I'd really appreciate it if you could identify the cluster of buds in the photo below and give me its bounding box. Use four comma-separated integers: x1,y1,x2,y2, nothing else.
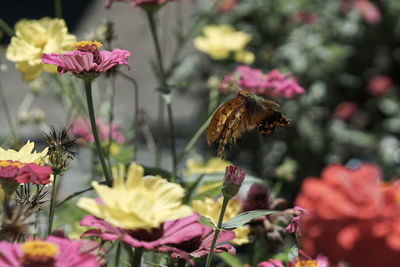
44,126,76,175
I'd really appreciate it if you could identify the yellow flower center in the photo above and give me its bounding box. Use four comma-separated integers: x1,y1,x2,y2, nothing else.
295,259,319,267
74,40,102,52
21,240,58,258
0,160,24,168
32,34,48,49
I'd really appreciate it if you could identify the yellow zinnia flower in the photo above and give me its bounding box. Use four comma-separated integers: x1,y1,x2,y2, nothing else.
192,196,250,245
77,162,192,231
184,157,231,176
6,17,76,81
0,141,48,164
194,24,254,64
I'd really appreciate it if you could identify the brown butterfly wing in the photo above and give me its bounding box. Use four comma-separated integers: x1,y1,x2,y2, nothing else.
206,95,246,145
258,111,291,136
215,101,248,158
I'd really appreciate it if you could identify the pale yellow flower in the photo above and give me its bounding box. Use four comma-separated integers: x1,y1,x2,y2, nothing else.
6,17,76,81
192,196,250,245
0,141,48,164
194,24,254,64
184,157,231,176
234,50,255,65
77,162,192,231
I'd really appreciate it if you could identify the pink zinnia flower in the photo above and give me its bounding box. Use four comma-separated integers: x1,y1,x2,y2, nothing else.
68,117,125,144
367,75,393,97
0,236,99,267
81,213,203,249
0,160,52,185
157,224,236,266
105,0,178,8
257,259,284,267
220,66,305,99
41,41,130,78
333,101,359,121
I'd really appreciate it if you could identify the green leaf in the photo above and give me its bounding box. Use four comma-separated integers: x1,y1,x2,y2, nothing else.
183,174,205,204
143,262,167,267
221,210,275,230
198,215,216,228
218,252,243,267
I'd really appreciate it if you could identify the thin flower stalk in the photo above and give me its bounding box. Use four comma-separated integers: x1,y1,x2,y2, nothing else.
0,82,18,144
205,196,230,267
118,71,140,161
132,247,144,267
84,81,113,186
47,174,57,235
146,10,177,180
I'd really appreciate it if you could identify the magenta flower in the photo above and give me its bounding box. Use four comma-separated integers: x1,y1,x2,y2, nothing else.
285,206,308,234
222,165,246,199
68,117,125,145
105,0,178,8
367,75,393,97
41,41,130,78
241,183,270,212
0,160,52,185
0,236,99,267
80,213,205,250
220,66,305,99
157,226,236,266
257,259,284,267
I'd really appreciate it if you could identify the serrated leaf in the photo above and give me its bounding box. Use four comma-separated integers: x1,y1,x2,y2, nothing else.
218,252,243,267
221,210,275,230
198,215,216,228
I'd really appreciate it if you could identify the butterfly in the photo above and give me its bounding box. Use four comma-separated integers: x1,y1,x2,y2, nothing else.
206,90,290,158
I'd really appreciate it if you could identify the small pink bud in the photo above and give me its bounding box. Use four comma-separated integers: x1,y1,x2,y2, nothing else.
222,165,246,199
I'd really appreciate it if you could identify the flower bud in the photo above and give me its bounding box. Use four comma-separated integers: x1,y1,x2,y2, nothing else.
221,165,246,200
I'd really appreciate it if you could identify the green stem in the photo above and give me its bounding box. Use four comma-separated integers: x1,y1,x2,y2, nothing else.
155,95,164,167
114,241,122,267
54,0,62,18
176,95,231,166
48,174,57,235
132,247,144,267
0,82,18,143
107,74,116,160
34,185,40,239
146,11,177,179
84,80,112,187
118,72,139,162
0,18,14,37
205,196,230,267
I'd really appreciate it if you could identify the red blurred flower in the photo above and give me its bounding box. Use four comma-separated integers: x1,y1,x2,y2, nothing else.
217,0,239,13
295,163,400,267
333,101,359,121
292,11,319,25
367,75,393,97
